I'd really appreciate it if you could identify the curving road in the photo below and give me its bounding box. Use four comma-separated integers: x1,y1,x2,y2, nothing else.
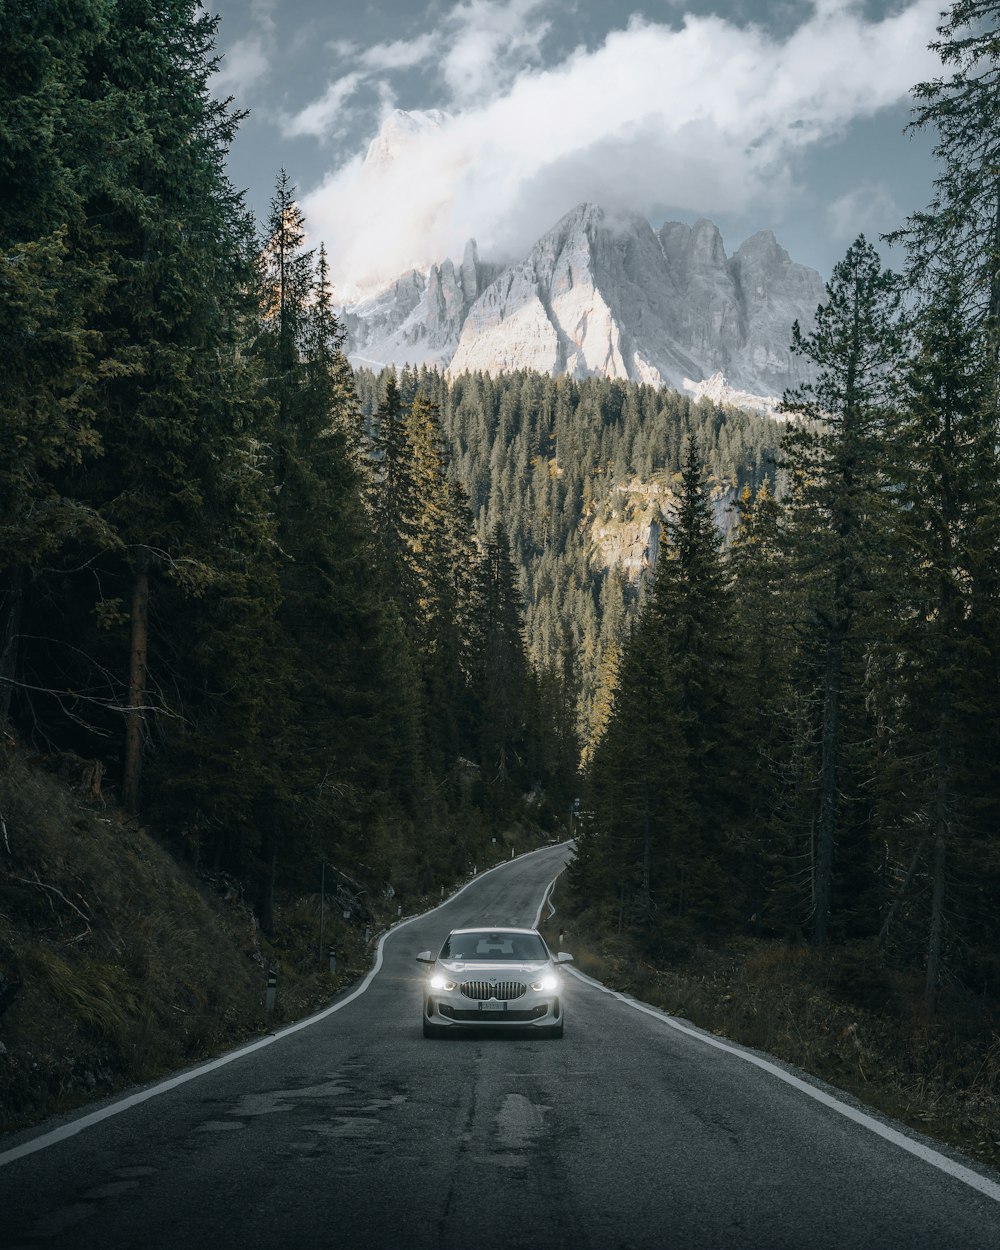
1,841,999,1249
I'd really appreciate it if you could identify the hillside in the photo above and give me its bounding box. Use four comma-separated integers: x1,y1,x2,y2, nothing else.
355,366,785,734
0,743,322,1129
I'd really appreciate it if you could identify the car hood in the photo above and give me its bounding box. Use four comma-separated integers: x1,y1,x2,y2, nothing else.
438,961,548,975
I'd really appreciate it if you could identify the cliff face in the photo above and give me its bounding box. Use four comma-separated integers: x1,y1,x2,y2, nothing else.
344,240,502,371
344,203,826,407
587,475,739,580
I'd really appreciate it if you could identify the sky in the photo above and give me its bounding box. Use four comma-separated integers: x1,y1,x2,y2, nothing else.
208,0,945,298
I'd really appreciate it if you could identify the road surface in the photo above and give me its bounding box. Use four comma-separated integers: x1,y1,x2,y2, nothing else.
2,841,998,1249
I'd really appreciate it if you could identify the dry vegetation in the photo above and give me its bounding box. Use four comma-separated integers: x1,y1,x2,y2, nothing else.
0,748,373,1133
553,891,1000,1172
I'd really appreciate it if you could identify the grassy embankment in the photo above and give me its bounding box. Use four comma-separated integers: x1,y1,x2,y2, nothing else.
548,886,1000,1173
0,745,545,1135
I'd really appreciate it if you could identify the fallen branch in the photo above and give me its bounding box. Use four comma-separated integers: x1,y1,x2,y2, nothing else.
13,872,92,926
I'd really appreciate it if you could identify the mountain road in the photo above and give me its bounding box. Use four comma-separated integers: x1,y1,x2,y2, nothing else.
1,841,998,1249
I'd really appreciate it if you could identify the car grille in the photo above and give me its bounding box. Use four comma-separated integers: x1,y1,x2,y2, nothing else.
460,980,527,1001
441,1005,548,1021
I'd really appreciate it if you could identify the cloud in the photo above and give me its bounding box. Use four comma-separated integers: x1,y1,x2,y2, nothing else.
827,182,901,242
283,73,365,139
212,33,271,98
440,0,552,104
360,34,438,72
298,0,942,294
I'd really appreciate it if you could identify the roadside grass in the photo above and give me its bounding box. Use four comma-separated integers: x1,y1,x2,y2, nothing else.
542,900,1000,1172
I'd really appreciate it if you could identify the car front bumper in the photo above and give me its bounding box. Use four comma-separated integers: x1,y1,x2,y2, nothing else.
424,992,562,1030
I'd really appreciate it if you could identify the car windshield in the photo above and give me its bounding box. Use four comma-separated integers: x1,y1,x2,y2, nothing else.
439,931,548,962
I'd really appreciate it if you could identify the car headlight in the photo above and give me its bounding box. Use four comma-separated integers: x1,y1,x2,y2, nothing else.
530,974,559,992
430,974,456,991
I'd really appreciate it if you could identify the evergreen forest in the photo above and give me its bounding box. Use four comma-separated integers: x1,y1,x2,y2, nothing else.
354,365,785,741
572,0,1000,1017
0,0,576,932
2,0,1000,1050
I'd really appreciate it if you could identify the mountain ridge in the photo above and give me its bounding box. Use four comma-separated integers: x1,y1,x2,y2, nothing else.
342,202,827,409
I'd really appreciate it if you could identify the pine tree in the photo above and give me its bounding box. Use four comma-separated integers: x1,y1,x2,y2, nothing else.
29,0,266,813
888,1,1000,334
368,373,417,599
250,174,424,923
472,522,530,816
877,263,1000,1012
728,481,798,931
780,236,904,945
649,438,739,929
582,438,738,943
0,1,114,730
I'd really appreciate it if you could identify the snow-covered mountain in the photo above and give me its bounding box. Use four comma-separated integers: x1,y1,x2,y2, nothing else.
341,202,827,408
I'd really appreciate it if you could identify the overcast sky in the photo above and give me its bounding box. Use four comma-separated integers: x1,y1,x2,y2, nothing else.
209,0,944,296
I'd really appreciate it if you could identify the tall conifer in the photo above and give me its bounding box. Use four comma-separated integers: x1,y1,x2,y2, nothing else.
780,236,903,944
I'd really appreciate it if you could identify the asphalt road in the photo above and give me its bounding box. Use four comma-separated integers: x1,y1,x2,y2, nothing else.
2,841,999,1250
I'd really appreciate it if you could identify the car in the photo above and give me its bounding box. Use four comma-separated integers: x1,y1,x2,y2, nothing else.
416,926,572,1038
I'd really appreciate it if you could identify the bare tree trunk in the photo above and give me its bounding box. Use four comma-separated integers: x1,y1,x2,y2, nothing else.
813,635,843,946
122,555,150,814
925,833,946,1018
924,728,951,1019
0,565,25,735
877,838,926,954
254,787,278,936
640,788,652,923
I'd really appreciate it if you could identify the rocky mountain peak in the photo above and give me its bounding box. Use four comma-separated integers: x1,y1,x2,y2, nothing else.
342,203,827,407
363,108,450,174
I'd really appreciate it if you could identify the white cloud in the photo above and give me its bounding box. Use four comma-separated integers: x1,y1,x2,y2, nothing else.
329,38,361,59
283,73,364,139
827,182,901,242
440,0,551,104
298,0,943,294
360,34,438,72
212,34,271,98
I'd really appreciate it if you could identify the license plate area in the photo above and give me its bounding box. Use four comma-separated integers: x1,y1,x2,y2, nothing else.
479,1000,507,1013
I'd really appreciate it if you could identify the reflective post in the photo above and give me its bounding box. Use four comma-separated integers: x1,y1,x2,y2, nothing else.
266,966,277,1015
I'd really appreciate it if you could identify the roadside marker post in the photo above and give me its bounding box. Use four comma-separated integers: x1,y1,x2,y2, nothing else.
265,967,277,1015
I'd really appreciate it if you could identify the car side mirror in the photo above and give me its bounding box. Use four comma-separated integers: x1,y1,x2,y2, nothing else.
415,951,434,963
556,951,573,963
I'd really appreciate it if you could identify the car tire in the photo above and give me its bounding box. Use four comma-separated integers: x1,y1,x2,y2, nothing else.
423,1016,445,1038
546,1020,564,1039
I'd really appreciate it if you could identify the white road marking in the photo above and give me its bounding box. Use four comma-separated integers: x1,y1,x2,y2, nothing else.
565,963,1000,1204
533,875,559,929
0,844,571,1169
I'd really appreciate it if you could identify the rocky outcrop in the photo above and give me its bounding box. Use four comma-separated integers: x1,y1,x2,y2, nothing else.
588,475,739,579
344,239,501,371
343,202,827,405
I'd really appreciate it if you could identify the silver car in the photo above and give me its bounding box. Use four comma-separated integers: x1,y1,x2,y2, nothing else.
416,927,572,1038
